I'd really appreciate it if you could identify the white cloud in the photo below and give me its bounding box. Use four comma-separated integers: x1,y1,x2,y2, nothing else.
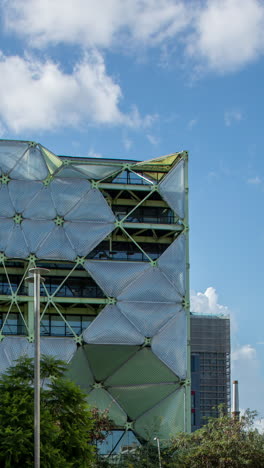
191,286,229,315
4,0,190,48
146,134,159,145
187,118,197,129
247,176,262,185
88,148,103,158
0,50,153,133
123,135,133,151
224,110,243,126
187,0,264,73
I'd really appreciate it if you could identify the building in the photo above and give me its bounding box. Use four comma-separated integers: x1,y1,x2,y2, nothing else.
191,313,231,431
0,139,190,454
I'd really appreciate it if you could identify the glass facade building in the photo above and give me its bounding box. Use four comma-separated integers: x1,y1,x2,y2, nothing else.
0,140,190,452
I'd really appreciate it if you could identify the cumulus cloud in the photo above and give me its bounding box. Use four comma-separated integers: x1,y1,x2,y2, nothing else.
247,176,262,185
191,286,229,315
187,0,264,73
0,50,153,133
224,109,243,126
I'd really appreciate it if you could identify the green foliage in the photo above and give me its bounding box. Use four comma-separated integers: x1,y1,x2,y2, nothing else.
0,355,97,467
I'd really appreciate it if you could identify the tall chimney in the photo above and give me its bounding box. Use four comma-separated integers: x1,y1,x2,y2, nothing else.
232,380,240,420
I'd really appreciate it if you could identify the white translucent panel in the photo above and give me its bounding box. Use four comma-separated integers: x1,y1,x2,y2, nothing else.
64,221,114,256
72,164,123,180
55,166,88,178
158,234,186,296
10,146,49,180
8,180,42,214
65,189,115,223
66,347,94,392
39,145,62,174
159,159,185,218
118,267,182,303
23,187,56,219
22,220,54,253
0,336,34,373
50,178,91,216
118,302,181,337
0,141,28,174
36,226,76,260
134,387,185,440
5,224,30,258
0,185,15,217
40,337,77,362
84,260,150,297
88,388,127,426
0,219,13,251
83,305,144,345
152,311,187,379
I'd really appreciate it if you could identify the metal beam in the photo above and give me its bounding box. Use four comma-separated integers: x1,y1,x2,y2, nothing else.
122,222,183,231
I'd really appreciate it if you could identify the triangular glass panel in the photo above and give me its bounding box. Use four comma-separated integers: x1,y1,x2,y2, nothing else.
87,388,127,426
157,234,186,296
117,267,182,303
84,260,150,297
40,337,77,363
118,302,181,337
39,145,63,174
0,140,28,174
22,220,54,253
152,311,187,379
134,386,185,440
0,336,34,373
23,186,57,219
83,344,139,382
109,383,178,420
105,348,178,387
72,164,123,180
83,305,144,345
159,159,185,218
0,219,14,251
66,346,94,392
55,166,88,178
10,146,49,180
65,189,115,223
36,226,76,261
8,180,42,214
0,185,15,217
50,178,91,216
64,221,114,257
5,224,30,258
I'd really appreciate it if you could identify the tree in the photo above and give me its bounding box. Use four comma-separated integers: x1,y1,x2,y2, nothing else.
0,355,109,467
166,409,264,468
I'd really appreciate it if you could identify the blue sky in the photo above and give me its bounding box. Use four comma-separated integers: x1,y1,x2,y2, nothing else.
0,0,263,417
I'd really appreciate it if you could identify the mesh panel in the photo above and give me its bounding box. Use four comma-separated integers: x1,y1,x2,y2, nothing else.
0,337,34,373
0,185,15,217
109,383,178,420
66,346,94,392
152,311,187,379
64,221,114,256
65,189,115,222
5,224,30,258
159,159,185,218
36,226,76,260
55,166,88,178
88,388,127,426
84,344,139,382
105,348,178,387
10,147,49,180
0,141,28,174
23,186,57,219
72,164,123,180
40,337,76,362
22,220,54,253
118,302,181,337
158,234,186,296
84,260,150,297
83,305,144,345
39,145,62,174
8,180,42,214
0,219,13,250
134,387,185,440
118,267,182,303
50,178,91,216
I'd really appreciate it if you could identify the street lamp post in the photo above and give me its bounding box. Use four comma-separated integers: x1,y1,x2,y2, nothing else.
154,437,162,468
26,267,49,468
